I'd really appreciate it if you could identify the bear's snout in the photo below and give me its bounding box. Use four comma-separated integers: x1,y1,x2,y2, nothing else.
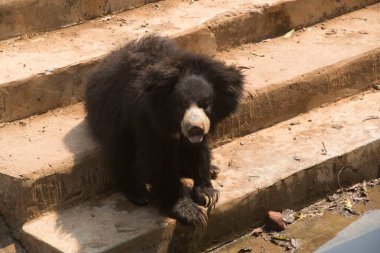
181,105,210,143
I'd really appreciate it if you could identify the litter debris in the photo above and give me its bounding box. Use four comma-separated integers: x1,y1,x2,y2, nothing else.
321,141,328,155
290,238,302,250
284,29,295,38
251,52,265,57
266,232,301,252
325,29,338,35
44,68,55,75
216,179,379,253
141,22,149,28
100,15,113,22
237,247,252,253
298,179,378,217
362,115,379,122
331,124,343,130
237,65,252,69
289,121,300,126
250,227,263,237
270,233,290,246
344,197,358,215
282,209,298,224
326,193,339,202
293,155,301,162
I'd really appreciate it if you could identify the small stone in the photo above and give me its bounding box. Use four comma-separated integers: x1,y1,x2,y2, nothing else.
374,84,380,90
293,155,301,162
331,124,343,130
267,211,286,231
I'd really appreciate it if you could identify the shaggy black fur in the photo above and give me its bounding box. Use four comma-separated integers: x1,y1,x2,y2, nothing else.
85,35,243,227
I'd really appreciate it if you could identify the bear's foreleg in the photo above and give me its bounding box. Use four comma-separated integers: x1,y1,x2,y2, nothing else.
191,139,220,209
178,138,220,209
152,158,208,228
123,131,156,206
124,160,151,206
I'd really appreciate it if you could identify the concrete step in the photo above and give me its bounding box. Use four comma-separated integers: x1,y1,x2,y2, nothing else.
0,216,26,253
0,0,159,41
1,4,380,230
20,90,380,253
1,0,378,122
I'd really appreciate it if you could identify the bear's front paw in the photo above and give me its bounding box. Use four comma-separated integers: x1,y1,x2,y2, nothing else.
193,186,219,208
170,197,208,229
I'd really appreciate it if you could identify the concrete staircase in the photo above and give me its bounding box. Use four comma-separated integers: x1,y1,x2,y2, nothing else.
1,0,380,252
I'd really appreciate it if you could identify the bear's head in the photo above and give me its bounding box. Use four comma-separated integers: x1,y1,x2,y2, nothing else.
172,74,212,143
141,55,244,143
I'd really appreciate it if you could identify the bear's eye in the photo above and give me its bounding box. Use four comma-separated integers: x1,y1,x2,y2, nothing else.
199,100,209,109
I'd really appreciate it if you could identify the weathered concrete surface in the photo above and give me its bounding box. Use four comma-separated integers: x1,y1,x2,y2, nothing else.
212,4,380,145
1,0,379,122
22,194,175,253
1,5,380,230
0,0,159,40
0,105,113,229
20,91,380,253
0,216,26,253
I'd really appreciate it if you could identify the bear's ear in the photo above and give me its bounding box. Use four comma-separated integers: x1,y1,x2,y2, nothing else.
184,55,244,123
141,64,180,95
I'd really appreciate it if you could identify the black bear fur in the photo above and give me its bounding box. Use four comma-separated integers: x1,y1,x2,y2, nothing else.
85,35,243,227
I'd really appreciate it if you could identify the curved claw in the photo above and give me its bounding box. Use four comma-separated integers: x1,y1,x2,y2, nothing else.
193,186,220,208
170,197,209,229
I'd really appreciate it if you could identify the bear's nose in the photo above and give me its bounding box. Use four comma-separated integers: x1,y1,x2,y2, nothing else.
188,126,204,137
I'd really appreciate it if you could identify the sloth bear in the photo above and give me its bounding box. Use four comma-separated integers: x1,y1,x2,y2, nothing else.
85,35,243,227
